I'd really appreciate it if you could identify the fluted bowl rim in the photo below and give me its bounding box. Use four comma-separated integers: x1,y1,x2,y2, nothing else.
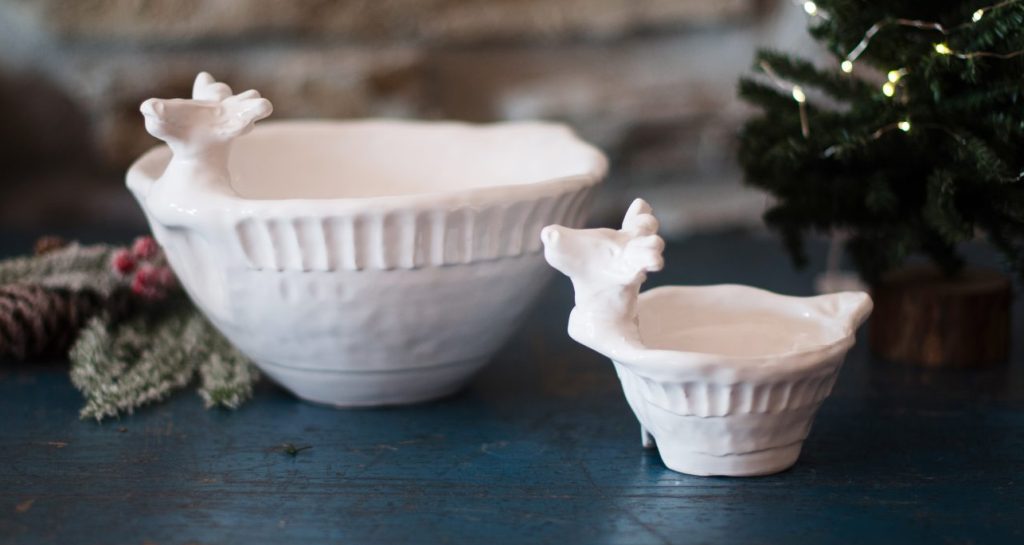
126,119,607,217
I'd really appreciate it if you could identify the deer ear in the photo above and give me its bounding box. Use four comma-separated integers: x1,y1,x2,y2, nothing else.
193,71,233,101
622,198,658,235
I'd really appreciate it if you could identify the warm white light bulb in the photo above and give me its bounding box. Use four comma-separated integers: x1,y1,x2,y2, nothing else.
882,82,895,97
887,70,902,83
792,85,807,103
841,60,854,73
803,1,818,15
934,43,953,55
972,9,984,22
898,120,911,132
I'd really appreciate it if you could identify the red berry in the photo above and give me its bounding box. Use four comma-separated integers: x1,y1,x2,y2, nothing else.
155,266,177,288
132,236,160,260
131,275,157,299
111,249,136,275
132,264,166,300
136,263,155,279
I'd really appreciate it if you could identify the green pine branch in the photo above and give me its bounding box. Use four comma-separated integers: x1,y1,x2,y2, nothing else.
198,334,259,410
739,0,1024,283
0,243,124,296
70,298,260,421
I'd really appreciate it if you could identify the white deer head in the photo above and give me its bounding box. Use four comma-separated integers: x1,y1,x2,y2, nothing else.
541,198,665,349
542,199,663,297
140,72,272,160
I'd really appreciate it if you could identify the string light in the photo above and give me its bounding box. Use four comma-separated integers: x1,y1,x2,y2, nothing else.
792,0,830,20
867,121,912,143
839,19,946,73
824,121,911,156
933,41,1024,60
882,69,906,98
794,0,1024,69
837,1,1023,73
759,61,811,138
792,86,807,103
971,0,1020,23
824,121,966,159
782,1,1024,151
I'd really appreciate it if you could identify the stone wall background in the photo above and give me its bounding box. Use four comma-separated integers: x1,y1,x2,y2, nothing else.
0,0,815,234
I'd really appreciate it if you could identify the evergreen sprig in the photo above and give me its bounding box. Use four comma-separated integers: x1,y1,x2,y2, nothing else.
0,243,124,295
70,297,260,421
0,238,260,420
70,302,204,420
739,1,1024,283
198,332,259,410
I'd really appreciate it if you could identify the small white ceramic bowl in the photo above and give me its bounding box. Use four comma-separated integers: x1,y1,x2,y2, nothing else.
619,285,871,476
541,199,872,476
127,73,606,407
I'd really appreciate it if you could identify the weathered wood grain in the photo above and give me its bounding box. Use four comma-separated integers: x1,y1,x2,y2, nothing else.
871,265,1012,367
0,232,1022,545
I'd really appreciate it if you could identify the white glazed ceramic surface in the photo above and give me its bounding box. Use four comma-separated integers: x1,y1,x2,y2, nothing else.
127,73,606,406
541,199,872,477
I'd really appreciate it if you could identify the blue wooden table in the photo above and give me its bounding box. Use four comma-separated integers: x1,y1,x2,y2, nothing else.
1,231,1022,545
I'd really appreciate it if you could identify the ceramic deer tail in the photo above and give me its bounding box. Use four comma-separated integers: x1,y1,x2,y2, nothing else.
540,198,665,360
139,72,272,227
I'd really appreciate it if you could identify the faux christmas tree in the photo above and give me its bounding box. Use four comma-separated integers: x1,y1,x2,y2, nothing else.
739,1,1022,366
739,0,1024,284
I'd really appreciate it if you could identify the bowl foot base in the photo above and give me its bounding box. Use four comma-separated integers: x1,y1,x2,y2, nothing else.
255,357,488,408
657,441,803,477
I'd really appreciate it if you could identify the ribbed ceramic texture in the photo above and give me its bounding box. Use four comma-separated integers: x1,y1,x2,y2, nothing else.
615,363,842,418
233,186,594,271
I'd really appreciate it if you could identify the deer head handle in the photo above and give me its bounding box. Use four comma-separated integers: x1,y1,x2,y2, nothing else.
140,70,272,180
138,72,273,228
541,198,665,350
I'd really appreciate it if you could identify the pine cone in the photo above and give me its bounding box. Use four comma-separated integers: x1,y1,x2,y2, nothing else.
34,236,68,256
0,284,105,360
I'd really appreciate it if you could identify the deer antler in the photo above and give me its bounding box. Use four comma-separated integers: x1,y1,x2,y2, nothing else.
624,234,664,274
216,89,273,139
192,71,233,102
620,198,664,274
140,72,273,153
622,198,659,236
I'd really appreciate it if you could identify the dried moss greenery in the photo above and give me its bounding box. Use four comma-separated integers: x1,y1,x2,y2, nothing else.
0,241,259,420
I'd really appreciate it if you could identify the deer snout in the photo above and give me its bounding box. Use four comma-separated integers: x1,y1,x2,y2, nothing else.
541,225,562,247
140,98,165,119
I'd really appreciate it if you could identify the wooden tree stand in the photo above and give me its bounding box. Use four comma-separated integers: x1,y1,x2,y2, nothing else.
869,265,1012,367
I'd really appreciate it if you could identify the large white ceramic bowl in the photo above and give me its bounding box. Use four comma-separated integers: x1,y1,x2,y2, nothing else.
126,74,605,406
